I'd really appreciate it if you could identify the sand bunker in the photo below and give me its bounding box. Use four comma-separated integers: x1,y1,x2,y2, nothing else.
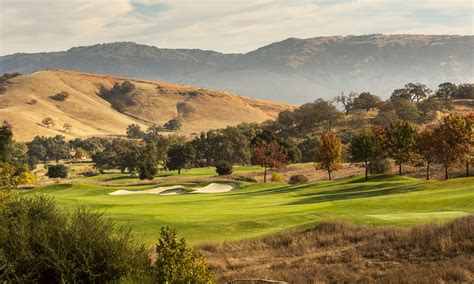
109,185,184,196
109,183,238,196
191,183,238,193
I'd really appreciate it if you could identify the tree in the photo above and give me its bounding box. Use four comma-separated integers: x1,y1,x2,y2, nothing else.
166,143,195,174
153,227,213,283
50,91,70,101
334,91,356,114
147,124,164,136
46,164,68,178
385,120,418,175
126,124,145,139
252,140,287,182
391,83,432,103
417,97,443,122
455,84,474,99
0,121,13,163
215,162,233,176
314,132,343,181
63,123,72,132
435,82,457,104
164,117,182,131
353,92,381,112
42,117,55,128
0,162,19,208
349,128,379,180
433,114,472,179
137,143,159,180
415,129,437,180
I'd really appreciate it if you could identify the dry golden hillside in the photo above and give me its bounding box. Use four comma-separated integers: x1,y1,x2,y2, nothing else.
0,69,293,141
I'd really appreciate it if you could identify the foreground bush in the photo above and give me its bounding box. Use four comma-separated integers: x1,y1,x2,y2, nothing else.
0,196,149,282
288,174,309,184
46,164,68,178
215,162,233,176
154,227,214,283
0,196,214,283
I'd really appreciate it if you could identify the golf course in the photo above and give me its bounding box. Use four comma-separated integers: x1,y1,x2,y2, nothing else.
17,166,474,246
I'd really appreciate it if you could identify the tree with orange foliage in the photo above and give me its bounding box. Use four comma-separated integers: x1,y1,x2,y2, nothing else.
433,114,472,179
314,132,343,180
252,140,287,182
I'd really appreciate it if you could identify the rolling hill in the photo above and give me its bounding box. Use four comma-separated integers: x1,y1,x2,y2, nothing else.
0,69,292,141
1,34,473,103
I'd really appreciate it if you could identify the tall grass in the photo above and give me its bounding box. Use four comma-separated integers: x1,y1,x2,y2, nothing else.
201,215,474,283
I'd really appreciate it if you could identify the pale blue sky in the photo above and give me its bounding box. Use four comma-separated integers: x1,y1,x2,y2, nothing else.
0,0,472,55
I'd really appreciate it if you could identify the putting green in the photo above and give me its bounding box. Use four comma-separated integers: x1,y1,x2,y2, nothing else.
17,174,474,246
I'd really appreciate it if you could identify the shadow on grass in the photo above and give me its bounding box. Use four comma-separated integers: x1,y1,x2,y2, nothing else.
284,183,423,205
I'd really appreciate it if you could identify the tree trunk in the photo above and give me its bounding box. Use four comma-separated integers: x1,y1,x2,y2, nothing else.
445,165,448,180
467,160,470,177
426,162,430,180
370,161,373,174
365,160,368,180
399,163,402,176
263,167,267,183
328,170,332,181
178,168,181,175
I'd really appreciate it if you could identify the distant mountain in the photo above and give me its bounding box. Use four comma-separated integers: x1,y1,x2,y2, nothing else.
1,35,473,103
0,69,291,141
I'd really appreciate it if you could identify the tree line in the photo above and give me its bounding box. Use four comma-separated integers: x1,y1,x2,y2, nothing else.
1,81,472,185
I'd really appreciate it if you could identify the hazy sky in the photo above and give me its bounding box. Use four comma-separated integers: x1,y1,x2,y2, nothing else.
1,0,472,55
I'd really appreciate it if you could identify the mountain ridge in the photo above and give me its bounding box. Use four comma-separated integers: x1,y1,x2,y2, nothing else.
1,34,473,103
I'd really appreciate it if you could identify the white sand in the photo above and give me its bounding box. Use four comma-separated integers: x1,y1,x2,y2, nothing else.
191,183,238,193
109,185,184,196
109,183,238,196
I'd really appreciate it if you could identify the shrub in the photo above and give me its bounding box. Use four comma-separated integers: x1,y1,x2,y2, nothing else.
153,227,213,283
215,162,233,176
1,196,150,283
83,169,101,177
232,176,257,182
288,174,309,184
50,91,70,101
270,172,284,183
46,164,68,178
164,117,182,131
18,171,37,185
370,159,391,174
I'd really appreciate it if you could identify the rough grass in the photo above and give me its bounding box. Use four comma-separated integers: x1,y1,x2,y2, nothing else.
201,215,474,283
17,175,474,246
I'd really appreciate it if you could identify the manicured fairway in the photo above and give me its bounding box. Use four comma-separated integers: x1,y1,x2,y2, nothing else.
18,175,474,245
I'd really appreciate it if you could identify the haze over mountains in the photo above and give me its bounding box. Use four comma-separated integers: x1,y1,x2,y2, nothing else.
1,34,473,103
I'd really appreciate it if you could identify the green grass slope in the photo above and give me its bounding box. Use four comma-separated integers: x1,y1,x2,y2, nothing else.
17,175,474,245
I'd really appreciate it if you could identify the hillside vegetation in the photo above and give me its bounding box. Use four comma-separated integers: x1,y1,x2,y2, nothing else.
0,69,291,141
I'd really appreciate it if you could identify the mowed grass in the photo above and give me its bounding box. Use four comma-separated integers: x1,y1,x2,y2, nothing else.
17,174,474,246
